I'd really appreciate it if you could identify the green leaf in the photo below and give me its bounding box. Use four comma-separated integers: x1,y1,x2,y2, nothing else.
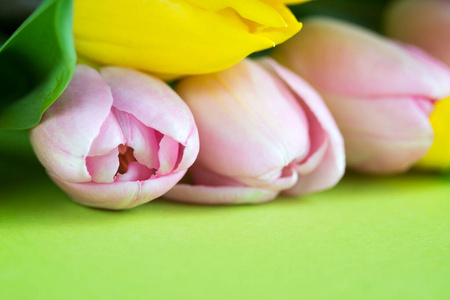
0,0,75,130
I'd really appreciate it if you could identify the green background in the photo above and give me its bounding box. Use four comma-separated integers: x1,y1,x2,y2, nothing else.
1,131,450,300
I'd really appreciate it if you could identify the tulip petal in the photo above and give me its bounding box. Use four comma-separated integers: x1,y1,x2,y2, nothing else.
30,65,114,183
285,141,345,195
269,165,299,191
50,170,186,210
88,112,125,156
164,184,278,205
398,43,450,99
100,67,197,147
86,148,120,183
190,163,298,192
116,161,154,182
260,58,346,193
184,0,287,28
190,163,249,187
157,135,180,176
324,93,434,173
296,137,328,176
112,108,160,170
250,3,302,46
173,126,200,173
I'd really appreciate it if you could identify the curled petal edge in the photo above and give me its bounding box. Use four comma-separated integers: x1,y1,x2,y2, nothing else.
50,170,186,210
164,184,278,205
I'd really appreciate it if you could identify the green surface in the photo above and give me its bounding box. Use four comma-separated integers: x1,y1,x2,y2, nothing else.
1,152,450,299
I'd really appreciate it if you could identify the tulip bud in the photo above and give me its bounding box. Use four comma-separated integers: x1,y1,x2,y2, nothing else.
73,0,308,80
272,17,450,174
164,58,345,205
384,0,450,171
30,65,199,209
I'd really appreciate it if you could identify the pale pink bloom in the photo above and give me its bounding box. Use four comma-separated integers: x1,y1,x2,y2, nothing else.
164,58,345,205
272,17,450,173
30,65,199,209
385,0,450,66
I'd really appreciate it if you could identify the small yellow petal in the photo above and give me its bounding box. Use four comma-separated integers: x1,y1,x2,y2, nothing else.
185,0,287,27
416,97,450,171
251,3,302,46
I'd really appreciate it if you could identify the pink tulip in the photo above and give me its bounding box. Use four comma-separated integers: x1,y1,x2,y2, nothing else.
385,0,450,66
30,65,199,209
164,58,345,205
272,17,450,173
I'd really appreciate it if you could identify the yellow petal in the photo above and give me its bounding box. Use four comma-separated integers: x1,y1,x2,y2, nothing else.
251,3,302,46
416,97,450,171
184,0,287,27
74,0,302,80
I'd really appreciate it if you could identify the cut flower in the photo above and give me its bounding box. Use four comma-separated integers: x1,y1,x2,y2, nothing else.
165,58,345,204
30,65,199,209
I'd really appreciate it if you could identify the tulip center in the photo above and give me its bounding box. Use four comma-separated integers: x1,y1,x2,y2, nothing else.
117,144,136,174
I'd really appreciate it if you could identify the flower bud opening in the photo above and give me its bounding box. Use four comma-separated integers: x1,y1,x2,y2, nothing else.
117,145,136,174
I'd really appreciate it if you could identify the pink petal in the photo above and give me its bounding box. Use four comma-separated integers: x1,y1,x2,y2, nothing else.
164,184,278,205
285,140,346,195
86,148,120,183
269,165,299,191
157,135,180,175
296,138,328,175
88,112,125,156
176,59,310,182
260,58,345,192
190,163,249,187
116,161,154,182
30,64,114,183
323,93,433,173
189,162,298,192
235,165,299,191
173,125,199,173
49,170,186,210
398,43,450,99
112,108,160,170
100,67,197,146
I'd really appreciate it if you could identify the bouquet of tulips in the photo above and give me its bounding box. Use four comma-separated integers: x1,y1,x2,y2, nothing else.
1,0,449,209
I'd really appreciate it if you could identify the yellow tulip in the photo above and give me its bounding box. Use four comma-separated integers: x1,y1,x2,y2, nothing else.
74,0,307,80
416,97,450,171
